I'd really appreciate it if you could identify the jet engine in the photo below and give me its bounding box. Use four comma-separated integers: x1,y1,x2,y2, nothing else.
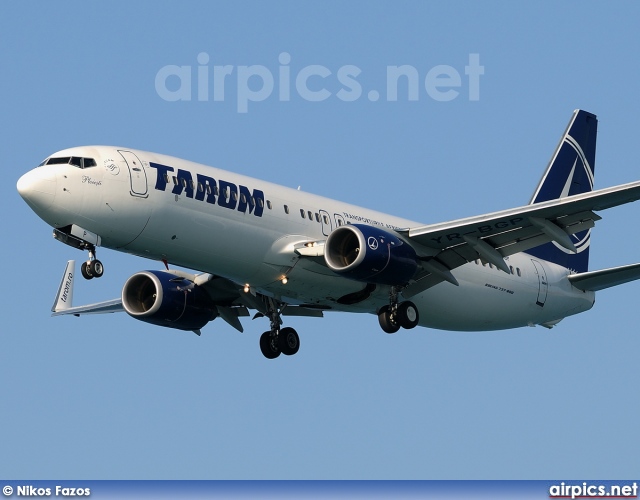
324,224,419,285
121,271,216,331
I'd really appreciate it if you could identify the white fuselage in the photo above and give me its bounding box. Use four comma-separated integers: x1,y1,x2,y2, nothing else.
18,146,595,331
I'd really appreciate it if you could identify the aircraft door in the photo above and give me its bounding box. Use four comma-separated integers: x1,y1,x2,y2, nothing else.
319,209,332,236
118,150,148,197
531,259,548,307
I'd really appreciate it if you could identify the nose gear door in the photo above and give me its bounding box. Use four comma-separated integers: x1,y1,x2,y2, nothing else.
119,150,148,197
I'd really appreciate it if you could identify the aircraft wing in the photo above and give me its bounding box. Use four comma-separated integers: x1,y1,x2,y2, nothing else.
398,180,640,297
51,260,123,316
51,261,322,332
52,299,124,316
162,269,325,319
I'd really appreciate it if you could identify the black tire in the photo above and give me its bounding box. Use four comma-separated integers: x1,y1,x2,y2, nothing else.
378,305,400,334
89,260,104,278
259,331,280,359
279,327,300,356
398,301,419,329
81,261,93,280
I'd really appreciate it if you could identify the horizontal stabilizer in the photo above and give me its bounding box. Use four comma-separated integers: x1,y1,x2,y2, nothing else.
568,263,640,291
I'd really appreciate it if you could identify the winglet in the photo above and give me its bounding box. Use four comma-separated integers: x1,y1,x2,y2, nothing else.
52,260,75,312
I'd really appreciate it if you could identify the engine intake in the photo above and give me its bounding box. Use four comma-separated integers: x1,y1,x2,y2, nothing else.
122,271,215,331
324,224,418,285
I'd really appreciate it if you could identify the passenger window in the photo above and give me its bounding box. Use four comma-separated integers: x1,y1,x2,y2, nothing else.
308,210,313,220
300,209,306,218
315,213,320,222
231,191,237,201
172,176,178,185
517,268,522,277
266,200,272,210
510,266,514,274
284,205,290,214
323,215,329,224
164,174,170,183
206,184,212,195
197,182,203,192
240,193,247,204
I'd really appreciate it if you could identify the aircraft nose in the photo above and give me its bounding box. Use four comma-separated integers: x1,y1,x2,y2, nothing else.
17,168,57,211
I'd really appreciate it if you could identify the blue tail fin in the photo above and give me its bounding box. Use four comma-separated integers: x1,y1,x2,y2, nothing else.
526,109,598,273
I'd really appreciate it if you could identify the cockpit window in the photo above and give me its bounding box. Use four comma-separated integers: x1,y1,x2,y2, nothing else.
45,156,97,168
47,157,72,165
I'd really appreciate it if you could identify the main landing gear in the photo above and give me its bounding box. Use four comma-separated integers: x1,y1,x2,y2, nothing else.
259,299,300,359
79,245,104,280
378,287,419,334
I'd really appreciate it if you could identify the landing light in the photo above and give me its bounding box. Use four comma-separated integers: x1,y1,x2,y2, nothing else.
281,277,288,285
243,284,250,293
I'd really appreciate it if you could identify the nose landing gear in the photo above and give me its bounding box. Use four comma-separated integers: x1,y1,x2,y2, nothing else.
52,227,104,281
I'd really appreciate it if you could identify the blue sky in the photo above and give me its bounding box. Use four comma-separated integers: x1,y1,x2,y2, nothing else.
1,1,639,479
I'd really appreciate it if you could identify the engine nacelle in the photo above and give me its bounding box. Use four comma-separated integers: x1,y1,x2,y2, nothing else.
121,271,215,331
324,224,419,285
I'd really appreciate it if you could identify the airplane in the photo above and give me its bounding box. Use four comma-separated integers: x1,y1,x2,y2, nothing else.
16,109,640,359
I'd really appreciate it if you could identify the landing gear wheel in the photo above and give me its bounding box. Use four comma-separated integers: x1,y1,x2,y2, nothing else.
260,331,281,359
378,305,400,334
279,327,300,356
89,260,104,278
397,301,419,329
81,262,94,280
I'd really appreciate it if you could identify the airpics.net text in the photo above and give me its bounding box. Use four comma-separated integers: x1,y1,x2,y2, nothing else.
155,52,484,112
